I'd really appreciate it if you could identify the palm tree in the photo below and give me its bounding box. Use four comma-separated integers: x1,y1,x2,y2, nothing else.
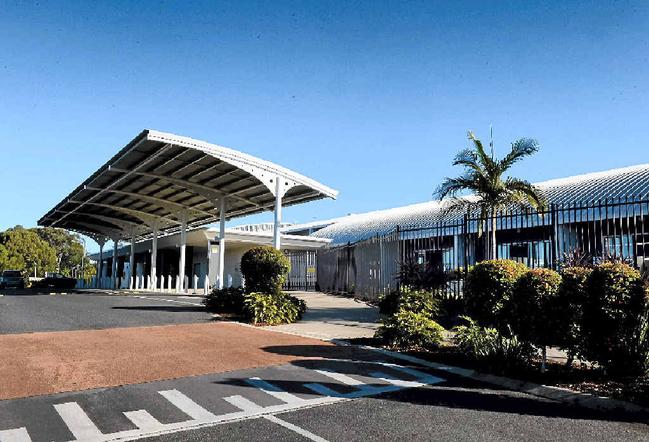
437,131,547,260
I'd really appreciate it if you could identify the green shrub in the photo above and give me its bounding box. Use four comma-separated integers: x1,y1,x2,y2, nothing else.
243,292,306,325
378,286,439,317
464,260,527,329
454,316,535,371
240,246,290,295
555,266,593,360
378,290,400,316
203,286,245,313
582,261,649,375
376,310,445,350
508,268,562,348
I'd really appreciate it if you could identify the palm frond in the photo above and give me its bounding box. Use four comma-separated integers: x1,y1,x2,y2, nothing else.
498,138,539,173
505,177,547,211
467,131,497,173
436,174,479,200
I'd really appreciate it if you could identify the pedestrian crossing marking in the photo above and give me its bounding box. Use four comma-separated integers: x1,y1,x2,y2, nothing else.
159,389,216,421
0,360,445,442
223,395,264,412
53,402,103,440
0,427,32,442
246,377,305,404
123,410,163,431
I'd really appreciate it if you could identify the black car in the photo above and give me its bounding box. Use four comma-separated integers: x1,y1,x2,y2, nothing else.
0,270,25,289
34,273,77,290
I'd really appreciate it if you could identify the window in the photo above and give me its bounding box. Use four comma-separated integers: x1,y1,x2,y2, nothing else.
604,234,634,259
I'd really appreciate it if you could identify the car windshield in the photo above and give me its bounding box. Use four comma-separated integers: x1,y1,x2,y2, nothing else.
2,271,21,278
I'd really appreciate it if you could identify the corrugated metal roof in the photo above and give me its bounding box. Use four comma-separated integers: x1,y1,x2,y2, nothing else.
39,130,338,241
313,163,649,245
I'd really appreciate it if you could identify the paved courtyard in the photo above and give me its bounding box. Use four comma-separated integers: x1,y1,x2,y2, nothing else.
0,289,647,441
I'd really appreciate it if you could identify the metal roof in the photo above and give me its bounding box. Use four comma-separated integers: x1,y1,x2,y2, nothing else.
313,163,649,245
38,130,338,241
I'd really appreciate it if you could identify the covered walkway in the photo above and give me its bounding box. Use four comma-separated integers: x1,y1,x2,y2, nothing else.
39,130,337,293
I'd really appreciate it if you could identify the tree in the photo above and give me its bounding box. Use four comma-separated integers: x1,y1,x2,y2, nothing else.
437,131,547,259
0,226,57,276
36,227,92,277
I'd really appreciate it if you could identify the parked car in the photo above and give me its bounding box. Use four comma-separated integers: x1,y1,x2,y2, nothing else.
0,270,25,289
33,272,77,290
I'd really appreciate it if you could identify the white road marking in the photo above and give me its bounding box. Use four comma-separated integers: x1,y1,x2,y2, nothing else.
313,369,366,386
264,415,329,442
223,395,264,412
0,427,32,442
369,371,423,388
53,402,103,440
246,378,305,404
159,390,216,421
5,360,444,441
303,382,347,398
123,410,163,431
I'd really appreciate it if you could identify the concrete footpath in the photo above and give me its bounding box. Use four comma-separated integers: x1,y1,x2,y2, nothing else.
264,291,380,340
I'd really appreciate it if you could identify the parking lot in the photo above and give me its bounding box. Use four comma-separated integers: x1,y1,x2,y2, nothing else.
0,289,210,334
0,290,648,441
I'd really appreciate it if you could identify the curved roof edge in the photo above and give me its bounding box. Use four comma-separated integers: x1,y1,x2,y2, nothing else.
146,130,339,199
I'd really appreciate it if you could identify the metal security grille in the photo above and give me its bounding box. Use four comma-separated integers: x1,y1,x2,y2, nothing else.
315,196,649,301
283,250,318,291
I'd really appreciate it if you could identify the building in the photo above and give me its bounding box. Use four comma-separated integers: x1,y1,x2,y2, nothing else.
39,129,338,293
288,164,649,299
88,223,328,292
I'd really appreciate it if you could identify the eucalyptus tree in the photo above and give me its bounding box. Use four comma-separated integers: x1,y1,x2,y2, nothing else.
437,131,547,260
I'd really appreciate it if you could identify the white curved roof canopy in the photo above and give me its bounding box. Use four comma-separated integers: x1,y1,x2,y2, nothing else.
313,164,649,245
39,130,338,241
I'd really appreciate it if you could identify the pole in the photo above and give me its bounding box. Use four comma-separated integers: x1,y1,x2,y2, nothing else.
178,211,187,293
218,198,226,289
273,177,283,250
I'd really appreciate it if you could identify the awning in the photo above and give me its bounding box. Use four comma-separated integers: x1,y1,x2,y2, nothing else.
38,130,338,241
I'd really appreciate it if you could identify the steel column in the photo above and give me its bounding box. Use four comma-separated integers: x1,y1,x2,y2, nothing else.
112,238,119,289
178,211,188,293
129,233,136,290
273,177,283,250
217,198,226,289
151,222,158,290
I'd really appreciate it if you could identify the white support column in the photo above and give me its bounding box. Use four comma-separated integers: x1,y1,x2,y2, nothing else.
273,177,283,250
217,198,226,289
151,222,158,290
178,211,188,293
97,239,105,289
129,233,136,290
112,238,119,289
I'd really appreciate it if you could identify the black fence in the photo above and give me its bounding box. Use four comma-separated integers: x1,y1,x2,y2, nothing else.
316,197,649,301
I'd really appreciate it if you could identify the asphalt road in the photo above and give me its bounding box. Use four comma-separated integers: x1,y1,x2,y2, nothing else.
0,289,210,334
0,356,646,442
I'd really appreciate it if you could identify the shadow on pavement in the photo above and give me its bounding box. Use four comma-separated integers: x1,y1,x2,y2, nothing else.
256,344,649,424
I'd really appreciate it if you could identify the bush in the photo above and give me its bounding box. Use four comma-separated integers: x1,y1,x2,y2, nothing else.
378,286,439,317
582,261,649,375
203,286,245,313
464,260,527,329
240,246,290,295
555,266,593,360
508,268,562,349
243,292,306,325
376,310,445,350
454,316,535,371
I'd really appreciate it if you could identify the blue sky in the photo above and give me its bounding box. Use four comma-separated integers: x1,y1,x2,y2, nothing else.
1,1,648,251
